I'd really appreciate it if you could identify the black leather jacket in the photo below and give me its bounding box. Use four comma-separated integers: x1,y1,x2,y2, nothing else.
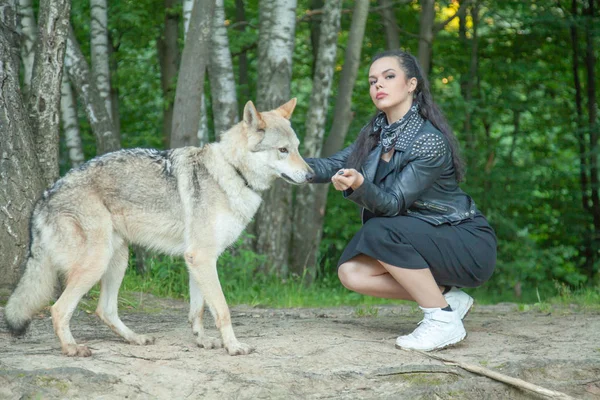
305,120,478,226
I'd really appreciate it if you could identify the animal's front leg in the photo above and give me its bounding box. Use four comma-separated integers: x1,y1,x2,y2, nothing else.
185,249,253,355
188,277,222,349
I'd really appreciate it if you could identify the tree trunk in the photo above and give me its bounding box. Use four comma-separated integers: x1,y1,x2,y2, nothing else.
252,0,298,275
571,0,589,213
458,2,467,96
158,0,180,148
65,27,120,155
584,0,599,279
209,0,239,139
309,0,324,77
27,0,71,187
108,32,121,141
60,73,85,168
304,0,370,281
182,0,209,146
234,0,250,108
321,0,369,159
171,0,215,148
90,0,112,118
290,0,342,281
197,92,210,145
0,0,45,291
417,0,434,77
462,2,479,154
378,0,400,50
183,0,193,32
17,0,36,96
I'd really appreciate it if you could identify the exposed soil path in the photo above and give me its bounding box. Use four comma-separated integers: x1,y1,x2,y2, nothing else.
1,296,599,399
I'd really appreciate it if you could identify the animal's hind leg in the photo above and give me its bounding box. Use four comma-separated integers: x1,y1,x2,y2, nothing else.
51,247,111,357
96,242,155,346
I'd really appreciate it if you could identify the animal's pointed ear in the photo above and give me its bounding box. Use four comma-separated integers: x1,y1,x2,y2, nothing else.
243,100,266,130
274,98,297,120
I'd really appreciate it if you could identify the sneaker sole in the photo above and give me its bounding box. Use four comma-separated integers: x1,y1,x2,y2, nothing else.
395,332,467,352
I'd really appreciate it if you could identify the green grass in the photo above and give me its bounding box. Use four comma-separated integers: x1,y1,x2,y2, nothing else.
118,246,600,311
121,255,404,308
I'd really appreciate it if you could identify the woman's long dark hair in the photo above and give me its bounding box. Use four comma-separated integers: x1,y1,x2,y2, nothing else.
346,50,466,182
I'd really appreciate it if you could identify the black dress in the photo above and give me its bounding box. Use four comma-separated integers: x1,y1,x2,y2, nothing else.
337,159,497,288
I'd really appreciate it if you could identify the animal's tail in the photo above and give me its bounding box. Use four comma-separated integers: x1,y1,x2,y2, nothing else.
4,252,57,336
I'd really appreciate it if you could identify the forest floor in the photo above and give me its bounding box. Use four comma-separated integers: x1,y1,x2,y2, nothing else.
1,295,599,399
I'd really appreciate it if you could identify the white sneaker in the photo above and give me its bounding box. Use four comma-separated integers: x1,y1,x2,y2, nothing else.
444,287,474,320
396,307,466,352
417,287,474,326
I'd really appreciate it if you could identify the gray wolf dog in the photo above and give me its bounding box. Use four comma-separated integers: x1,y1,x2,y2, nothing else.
4,98,314,357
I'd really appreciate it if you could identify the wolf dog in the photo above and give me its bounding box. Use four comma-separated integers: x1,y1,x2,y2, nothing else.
4,98,314,357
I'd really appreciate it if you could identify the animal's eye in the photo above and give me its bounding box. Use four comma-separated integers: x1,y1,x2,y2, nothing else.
278,148,288,154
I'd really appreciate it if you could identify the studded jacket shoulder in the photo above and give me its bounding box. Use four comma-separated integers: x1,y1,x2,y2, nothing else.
305,120,479,226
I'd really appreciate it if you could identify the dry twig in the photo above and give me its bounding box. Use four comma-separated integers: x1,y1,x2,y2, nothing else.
413,351,576,400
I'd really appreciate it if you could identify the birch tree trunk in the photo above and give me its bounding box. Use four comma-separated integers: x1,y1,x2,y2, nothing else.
183,0,193,32
17,0,36,96
290,0,342,280
171,0,214,148
197,94,210,145
0,0,45,291
309,0,370,276
253,0,297,275
27,0,71,187
379,0,401,50
182,0,209,145
65,27,120,154
418,0,435,77
209,0,239,139
60,74,84,167
158,0,180,147
90,0,112,118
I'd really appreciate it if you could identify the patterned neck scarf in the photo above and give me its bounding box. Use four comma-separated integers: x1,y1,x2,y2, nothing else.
374,105,423,153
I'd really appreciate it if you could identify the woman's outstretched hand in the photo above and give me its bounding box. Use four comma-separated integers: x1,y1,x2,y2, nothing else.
331,169,364,191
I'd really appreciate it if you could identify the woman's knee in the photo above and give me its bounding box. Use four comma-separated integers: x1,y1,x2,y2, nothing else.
338,261,366,291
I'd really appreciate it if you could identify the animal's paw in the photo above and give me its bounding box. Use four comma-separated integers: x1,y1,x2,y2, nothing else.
129,334,156,346
63,344,92,357
225,341,254,356
191,319,202,336
196,335,222,349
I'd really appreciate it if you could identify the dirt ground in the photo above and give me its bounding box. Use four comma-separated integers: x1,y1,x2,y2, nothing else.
1,295,599,400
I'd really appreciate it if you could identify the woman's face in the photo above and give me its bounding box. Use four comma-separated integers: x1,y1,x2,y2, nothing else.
368,57,417,121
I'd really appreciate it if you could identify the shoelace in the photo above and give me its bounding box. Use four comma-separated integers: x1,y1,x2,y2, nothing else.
408,314,443,339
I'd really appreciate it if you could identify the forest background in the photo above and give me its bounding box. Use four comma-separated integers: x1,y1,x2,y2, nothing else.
1,0,599,307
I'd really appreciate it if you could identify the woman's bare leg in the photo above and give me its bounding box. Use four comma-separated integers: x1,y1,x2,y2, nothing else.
338,255,446,305
378,261,447,308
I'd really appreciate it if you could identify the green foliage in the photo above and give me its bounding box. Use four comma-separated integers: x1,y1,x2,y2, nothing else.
60,0,600,303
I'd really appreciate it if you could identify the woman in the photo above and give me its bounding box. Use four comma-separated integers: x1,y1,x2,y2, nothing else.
305,50,497,351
